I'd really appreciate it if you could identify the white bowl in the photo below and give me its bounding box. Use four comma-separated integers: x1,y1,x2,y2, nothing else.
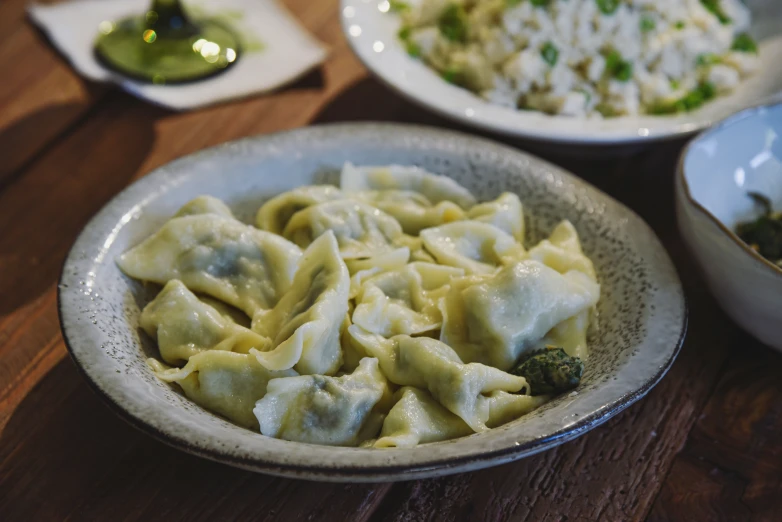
59,123,686,481
341,0,782,145
676,103,782,350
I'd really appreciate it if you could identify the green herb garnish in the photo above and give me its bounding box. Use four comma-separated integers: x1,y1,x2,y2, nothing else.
442,67,467,86
541,42,559,66
389,0,410,12
700,0,731,24
732,32,758,53
605,50,632,82
596,0,620,15
670,78,680,89
648,81,716,114
511,347,584,396
438,4,469,43
640,16,656,32
595,103,617,117
531,0,551,6
696,53,722,66
675,21,686,30
397,26,420,56
405,40,422,57
736,192,782,266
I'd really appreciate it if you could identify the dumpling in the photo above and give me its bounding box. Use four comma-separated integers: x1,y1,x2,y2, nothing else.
440,260,600,370
174,195,234,219
341,163,476,210
541,310,591,360
484,390,551,428
467,192,525,242
352,262,464,336
347,327,526,432
282,200,403,259
373,387,549,448
420,221,523,275
394,234,436,263
527,220,596,280
528,221,596,359
251,231,349,375
117,215,302,317
374,387,473,448
340,312,366,372
253,357,389,446
255,185,344,234
140,280,268,365
198,296,251,328
345,247,410,299
149,351,296,429
354,190,465,234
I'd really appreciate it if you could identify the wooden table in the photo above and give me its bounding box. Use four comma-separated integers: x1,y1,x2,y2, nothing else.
1,1,781,520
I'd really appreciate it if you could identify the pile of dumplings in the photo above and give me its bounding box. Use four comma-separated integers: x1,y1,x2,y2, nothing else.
118,164,600,448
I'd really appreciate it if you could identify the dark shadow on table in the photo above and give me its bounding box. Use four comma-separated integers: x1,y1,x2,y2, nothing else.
0,104,89,186
0,358,387,520
0,97,161,316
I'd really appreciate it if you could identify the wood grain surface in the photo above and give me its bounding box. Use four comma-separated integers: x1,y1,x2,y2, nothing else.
1,1,780,521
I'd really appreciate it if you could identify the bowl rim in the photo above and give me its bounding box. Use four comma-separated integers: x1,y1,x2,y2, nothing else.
57,122,688,481
338,0,772,146
678,101,782,278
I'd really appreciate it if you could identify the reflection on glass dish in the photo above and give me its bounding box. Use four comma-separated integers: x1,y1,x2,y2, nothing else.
94,0,240,84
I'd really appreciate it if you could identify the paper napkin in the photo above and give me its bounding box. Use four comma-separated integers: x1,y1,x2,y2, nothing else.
29,0,329,110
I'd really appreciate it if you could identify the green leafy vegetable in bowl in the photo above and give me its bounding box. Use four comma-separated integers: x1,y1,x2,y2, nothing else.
604,50,633,82
438,4,468,43
511,347,584,396
648,82,716,115
736,193,782,267
732,33,758,54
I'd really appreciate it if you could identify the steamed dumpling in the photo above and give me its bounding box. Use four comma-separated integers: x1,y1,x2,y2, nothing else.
341,163,476,210
394,234,436,263
255,185,344,234
140,280,268,365
174,195,235,219
283,200,404,259
420,221,523,275
527,221,596,280
253,357,389,446
149,351,296,429
440,260,600,370
354,190,465,234
117,215,302,317
374,387,548,448
352,262,464,336
527,221,596,360
467,192,524,242
345,247,411,299
541,310,591,360
251,231,349,375
374,387,473,448
347,327,527,432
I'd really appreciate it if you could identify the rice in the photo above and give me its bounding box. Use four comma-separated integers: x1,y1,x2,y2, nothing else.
396,0,759,117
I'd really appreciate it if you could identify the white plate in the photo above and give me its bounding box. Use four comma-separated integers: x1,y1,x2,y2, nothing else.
59,123,686,481
341,0,782,145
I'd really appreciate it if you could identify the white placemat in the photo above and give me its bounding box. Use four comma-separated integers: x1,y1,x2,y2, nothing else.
29,0,329,110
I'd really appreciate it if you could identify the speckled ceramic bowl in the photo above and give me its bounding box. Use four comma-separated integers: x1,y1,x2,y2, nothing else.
58,123,686,482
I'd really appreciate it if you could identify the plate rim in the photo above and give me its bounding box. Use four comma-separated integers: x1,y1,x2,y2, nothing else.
57,122,687,481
